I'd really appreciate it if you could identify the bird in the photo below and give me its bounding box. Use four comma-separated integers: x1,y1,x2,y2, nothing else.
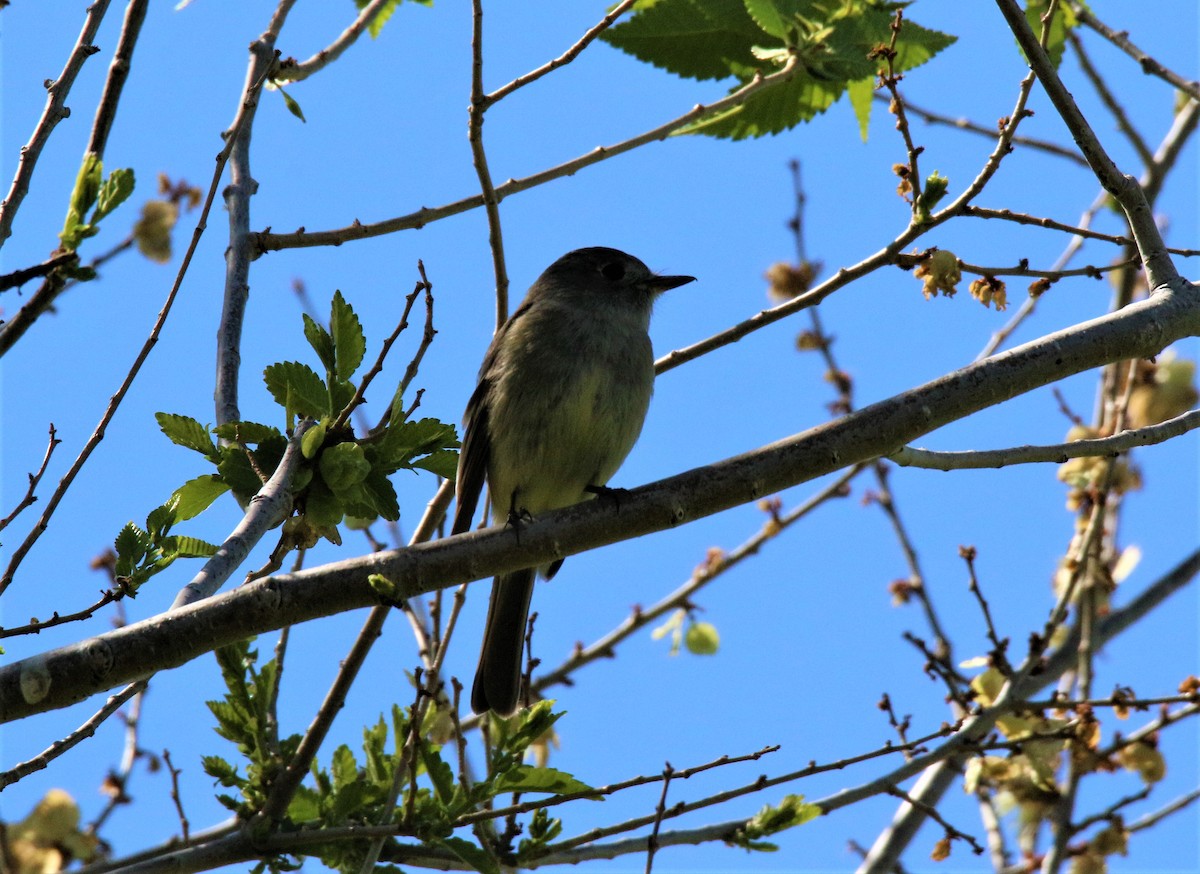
452,247,695,715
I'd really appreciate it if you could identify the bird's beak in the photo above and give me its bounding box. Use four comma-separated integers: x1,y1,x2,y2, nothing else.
643,273,696,293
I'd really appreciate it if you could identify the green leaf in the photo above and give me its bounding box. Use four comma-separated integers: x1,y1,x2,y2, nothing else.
354,0,411,39
60,153,103,251
319,442,371,493
301,420,327,459
357,468,400,521
1023,0,1075,69
680,71,841,139
287,785,322,823
92,167,135,222
729,794,820,850
263,361,330,420
146,501,179,540
277,85,306,122
892,19,957,74
435,836,499,874
201,755,242,787
846,76,874,140
303,476,344,528
302,314,336,373
212,421,282,445
376,418,460,473
330,290,366,382
602,0,767,82
331,744,358,792
113,522,150,574
156,412,217,459
493,765,594,797
216,435,287,501
159,534,220,559
171,475,231,520
412,449,459,479
420,743,457,804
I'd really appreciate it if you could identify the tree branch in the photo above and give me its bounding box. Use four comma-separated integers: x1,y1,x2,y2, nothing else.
3,281,1197,721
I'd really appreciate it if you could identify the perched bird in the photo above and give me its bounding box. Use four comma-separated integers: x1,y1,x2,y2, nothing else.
452,247,695,715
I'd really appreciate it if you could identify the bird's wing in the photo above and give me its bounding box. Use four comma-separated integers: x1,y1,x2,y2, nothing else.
452,373,492,535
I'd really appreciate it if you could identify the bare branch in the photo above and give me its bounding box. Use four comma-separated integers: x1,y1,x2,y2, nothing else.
0,1,112,248
890,408,1200,470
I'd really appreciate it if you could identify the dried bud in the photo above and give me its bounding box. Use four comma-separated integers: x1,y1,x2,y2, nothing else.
913,250,961,300
969,275,1008,311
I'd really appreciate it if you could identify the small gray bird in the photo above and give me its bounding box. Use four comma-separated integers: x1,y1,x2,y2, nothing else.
452,247,695,715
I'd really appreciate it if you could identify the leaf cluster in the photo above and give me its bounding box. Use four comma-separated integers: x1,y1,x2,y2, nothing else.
59,153,135,261
205,652,592,874
152,290,457,562
111,498,219,595
601,0,955,139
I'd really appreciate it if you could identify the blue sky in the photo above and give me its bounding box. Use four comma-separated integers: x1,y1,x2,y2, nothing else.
2,2,1198,871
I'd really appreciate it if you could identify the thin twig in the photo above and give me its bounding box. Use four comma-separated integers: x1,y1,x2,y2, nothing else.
0,47,279,598
890,408,1200,470
878,91,1087,166
254,56,801,255
0,1,112,248
273,0,396,84
0,424,61,531
87,0,150,157
644,763,674,874
162,749,191,845
468,0,510,327
0,680,146,790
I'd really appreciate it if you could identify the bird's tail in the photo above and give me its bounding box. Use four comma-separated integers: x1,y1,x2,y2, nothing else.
471,568,536,716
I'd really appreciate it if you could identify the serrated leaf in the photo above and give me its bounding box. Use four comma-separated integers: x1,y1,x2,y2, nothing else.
359,468,400,521
730,794,820,849
156,412,217,458
171,475,231,520
330,291,366,382
493,765,594,797
354,0,405,38
212,421,283,445
847,76,874,140
287,785,322,823
330,378,356,418
412,449,459,479
420,743,457,804
331,744,358,792
377,418,460,473
264,361,329,420
159,534,220,559
681,70,841,139
113,522,150,574
436,837,499,874
92,167,135,222
302,314,336,373
602,0,768,82
892,20,957,73
146,501,179,540
201,755,242,787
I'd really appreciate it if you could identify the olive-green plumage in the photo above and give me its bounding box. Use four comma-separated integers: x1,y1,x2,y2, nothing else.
452,248,694,715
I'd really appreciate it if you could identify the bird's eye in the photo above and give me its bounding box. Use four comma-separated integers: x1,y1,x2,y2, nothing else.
600,262,626,281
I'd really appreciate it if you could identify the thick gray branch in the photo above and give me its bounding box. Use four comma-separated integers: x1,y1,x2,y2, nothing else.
2,280,1197,722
